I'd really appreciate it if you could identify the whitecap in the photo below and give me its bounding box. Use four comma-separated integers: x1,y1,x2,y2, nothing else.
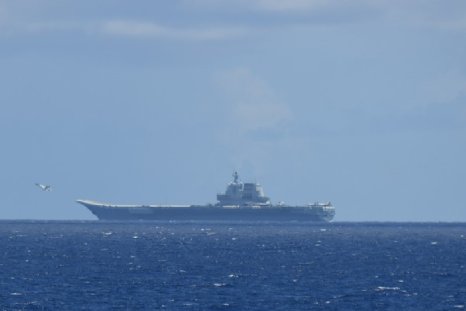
10,292,22,296
24,301,40,306
213,283,227,287
376,286,400,291
430,241,438,245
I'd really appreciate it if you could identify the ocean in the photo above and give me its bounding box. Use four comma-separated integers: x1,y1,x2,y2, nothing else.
1,221,465,310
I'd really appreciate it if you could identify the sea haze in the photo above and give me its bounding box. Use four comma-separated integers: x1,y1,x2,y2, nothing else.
1,222,465,310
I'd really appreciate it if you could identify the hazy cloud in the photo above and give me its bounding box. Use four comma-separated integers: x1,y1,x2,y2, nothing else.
0,2,6,20
250,0,352,12
0,17,250,41
423,72,466,105
100,20,248,40
375,0,466,32
184,0,357,12
217,68,292,133
185,0,466,32
412,13,466,32
214,68,295,175
1,0,466,40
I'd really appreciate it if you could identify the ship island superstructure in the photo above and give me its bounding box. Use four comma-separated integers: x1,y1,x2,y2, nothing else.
77,172,335,222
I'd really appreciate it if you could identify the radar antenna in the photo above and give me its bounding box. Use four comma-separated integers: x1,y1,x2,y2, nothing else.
233,171,239,183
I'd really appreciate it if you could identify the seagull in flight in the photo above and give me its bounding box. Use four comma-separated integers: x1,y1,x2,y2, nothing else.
35,183,52,191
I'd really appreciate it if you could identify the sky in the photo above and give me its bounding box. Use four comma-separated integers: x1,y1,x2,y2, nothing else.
0,0,465,221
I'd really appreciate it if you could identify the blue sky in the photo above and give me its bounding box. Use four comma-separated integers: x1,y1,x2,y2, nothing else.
1,0,465,221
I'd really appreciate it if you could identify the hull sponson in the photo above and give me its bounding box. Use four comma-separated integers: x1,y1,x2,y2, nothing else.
77,201,335,222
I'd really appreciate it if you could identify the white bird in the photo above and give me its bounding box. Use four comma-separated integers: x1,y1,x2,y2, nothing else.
35,183,52,191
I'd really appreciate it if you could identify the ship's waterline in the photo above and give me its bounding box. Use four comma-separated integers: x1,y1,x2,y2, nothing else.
77,172,335,222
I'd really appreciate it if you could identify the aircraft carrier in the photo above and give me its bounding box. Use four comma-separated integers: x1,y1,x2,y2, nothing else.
77,172,335,222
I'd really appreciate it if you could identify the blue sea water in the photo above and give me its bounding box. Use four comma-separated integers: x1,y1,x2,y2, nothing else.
1,222,465,310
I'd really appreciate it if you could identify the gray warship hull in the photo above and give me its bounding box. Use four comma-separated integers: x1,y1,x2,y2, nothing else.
77,200,335,222
77,172,335,222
